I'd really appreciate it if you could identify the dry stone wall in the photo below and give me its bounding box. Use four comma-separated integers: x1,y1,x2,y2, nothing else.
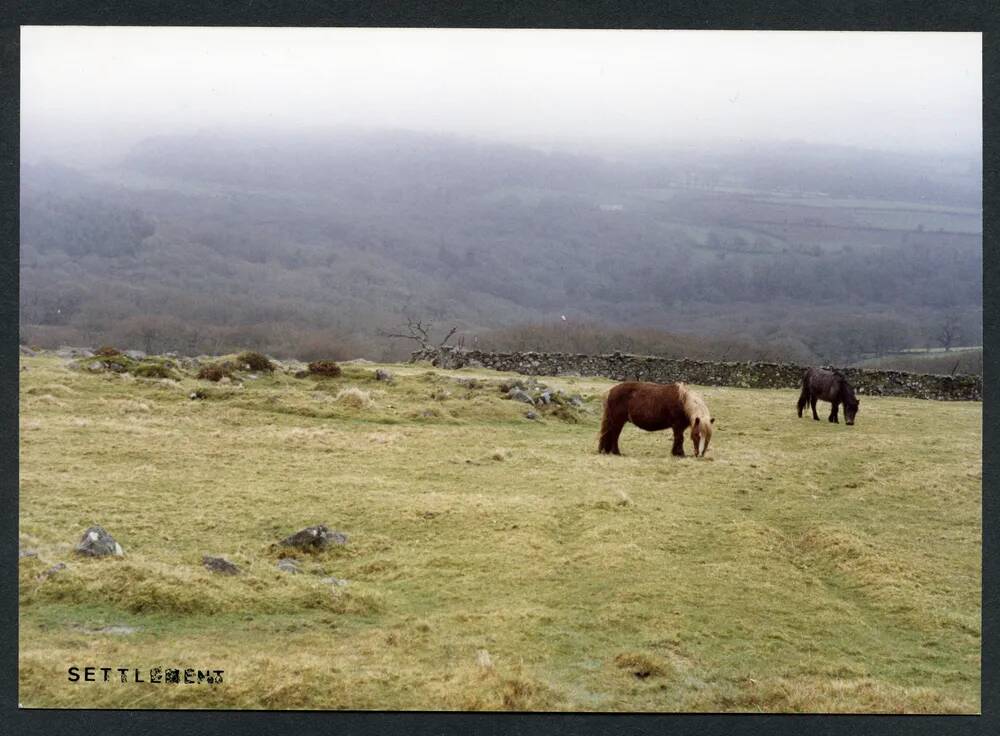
412,347,981,402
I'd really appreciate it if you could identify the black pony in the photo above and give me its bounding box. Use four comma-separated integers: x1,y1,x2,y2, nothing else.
796,367,860,425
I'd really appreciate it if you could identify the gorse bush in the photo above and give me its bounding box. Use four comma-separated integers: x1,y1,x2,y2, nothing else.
308,360,342,377
197,362,236,382
133,363,175,380
237,351,274,373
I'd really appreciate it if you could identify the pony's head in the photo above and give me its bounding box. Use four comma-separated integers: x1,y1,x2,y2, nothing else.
691,415,715,457
844,397,859,425
840,378,860,425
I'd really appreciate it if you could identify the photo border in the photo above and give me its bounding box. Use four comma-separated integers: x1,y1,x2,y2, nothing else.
2,2,995,735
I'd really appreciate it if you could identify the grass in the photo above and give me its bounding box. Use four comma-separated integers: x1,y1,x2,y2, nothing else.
18,353,981,712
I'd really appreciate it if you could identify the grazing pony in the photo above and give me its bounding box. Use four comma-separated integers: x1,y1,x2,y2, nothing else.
598,381,714,457
797,367,860,425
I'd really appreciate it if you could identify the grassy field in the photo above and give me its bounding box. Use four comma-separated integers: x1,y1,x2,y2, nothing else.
18,353,981,712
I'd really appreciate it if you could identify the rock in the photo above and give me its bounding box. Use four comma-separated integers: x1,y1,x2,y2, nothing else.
38,562,67,580
279,525,348,551
202,556,240,575
89,625,138,635
319,576,349,586
19,345,36,356
19,549,38,558
56,346,94,359
525,410,540,420
569,395,585,407
218,376,231,385
276,558,301,574
124,350,147,360
508,388,534,404
294,370,310,379
539,391,552,405
189,390,207,400
375,369,394,382
74,526,124,557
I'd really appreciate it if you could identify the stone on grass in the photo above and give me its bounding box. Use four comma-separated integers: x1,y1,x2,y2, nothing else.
279,525,348,551
74,526,124,557
525,410,540,421
508,388,534,404
202,556,240,575
319,576,349,586
56,346,94,359
276,558,302,574
124,350,147,360
38,562,67,580
375,369,394,382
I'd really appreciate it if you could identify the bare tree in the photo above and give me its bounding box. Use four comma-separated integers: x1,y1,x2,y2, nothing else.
379,318,458,364
937,313,962,352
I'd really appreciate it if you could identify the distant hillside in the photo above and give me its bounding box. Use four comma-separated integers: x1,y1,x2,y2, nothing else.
19,130,982,362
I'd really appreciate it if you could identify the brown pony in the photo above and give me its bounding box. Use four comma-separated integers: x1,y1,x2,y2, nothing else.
598,381,714,457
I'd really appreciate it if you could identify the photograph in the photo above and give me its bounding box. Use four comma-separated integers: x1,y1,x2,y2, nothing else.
17,26,982,712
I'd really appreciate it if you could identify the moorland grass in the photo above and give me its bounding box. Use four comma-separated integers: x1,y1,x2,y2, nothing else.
18,354,981,711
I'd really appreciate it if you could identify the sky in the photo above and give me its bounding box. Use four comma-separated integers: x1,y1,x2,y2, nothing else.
21,27,982,163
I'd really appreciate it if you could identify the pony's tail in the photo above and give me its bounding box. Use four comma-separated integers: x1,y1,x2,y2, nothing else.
598,401,613,453
598,397,620,454
796,370,810,415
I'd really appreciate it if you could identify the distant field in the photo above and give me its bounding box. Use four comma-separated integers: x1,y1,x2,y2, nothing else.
854,348,983,376
19,354,981,711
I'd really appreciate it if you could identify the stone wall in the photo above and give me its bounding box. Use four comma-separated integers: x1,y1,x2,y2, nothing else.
411,347,982,402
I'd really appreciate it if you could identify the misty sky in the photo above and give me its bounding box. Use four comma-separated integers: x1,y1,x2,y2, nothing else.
21,27,981,161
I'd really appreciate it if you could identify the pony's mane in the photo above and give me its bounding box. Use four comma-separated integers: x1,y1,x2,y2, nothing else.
836,373,858,406
679,383,712,422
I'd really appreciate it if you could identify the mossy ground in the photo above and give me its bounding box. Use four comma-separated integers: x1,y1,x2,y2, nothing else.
18,354,981,711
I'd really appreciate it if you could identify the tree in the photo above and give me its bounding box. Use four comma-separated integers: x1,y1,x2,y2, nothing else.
937,313,962,352
378,317,459,364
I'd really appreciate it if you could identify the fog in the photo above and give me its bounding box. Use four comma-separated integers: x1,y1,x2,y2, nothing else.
19,27,983,367
21,27,981,164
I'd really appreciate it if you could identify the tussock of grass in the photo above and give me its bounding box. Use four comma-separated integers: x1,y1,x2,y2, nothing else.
25,383,77,396
117,399,152,414
435,659,562,711
25,393,66,407
701,675,973,713
615,651,673,679
23,558,383,617
335,387,373,409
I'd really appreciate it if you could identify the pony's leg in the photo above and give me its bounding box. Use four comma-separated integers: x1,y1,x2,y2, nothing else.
810,397,820,421
671,427,686,457
829,401,839,423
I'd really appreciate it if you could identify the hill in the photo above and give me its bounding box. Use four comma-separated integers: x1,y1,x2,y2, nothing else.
19,130,982,363
18,351,981,711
